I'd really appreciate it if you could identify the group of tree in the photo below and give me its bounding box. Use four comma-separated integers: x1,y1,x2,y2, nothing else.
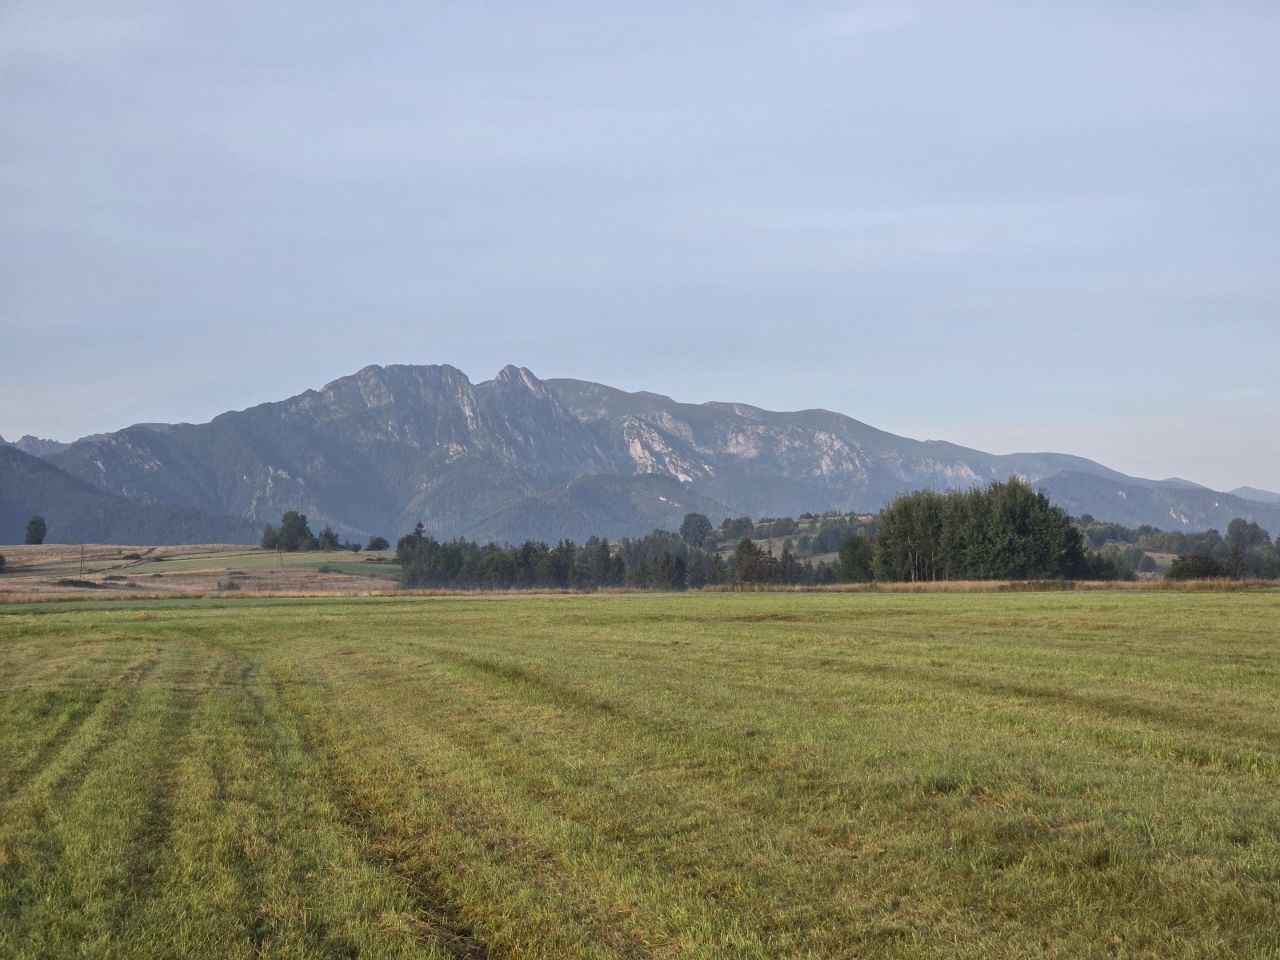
395,479,1167,590
708,513,876,559
1080,513,1279,580
259,511,392,553
260,511,320,551
869,480,1119,582
393,479,1123,591
396,521,842,590
391,482,1266,590
1164,518,1277,580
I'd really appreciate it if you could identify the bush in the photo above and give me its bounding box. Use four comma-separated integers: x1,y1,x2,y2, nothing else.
367,536,390,552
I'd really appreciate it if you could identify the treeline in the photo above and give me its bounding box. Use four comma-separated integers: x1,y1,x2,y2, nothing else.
259,479,1279,592
1166,520,1275,580
260,511,388,552
395,522,842,590
395,480,1126,589
1080,515,1277,580
715,513,874,558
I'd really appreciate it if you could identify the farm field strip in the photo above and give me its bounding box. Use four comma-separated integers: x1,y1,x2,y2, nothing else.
0,592,1277,958
0,544,402,603
6,547,398,578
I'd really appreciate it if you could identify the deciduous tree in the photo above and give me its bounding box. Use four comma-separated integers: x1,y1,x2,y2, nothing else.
679,513,712,548
838,534,874,582
25,515,46,545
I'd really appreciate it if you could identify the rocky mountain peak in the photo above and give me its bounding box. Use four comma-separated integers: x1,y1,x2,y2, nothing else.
489,365,550,399
12,435,70,458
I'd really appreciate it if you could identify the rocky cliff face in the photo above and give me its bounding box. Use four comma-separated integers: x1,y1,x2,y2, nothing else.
546,378,1135,518
8,436,70,458
27,364,1280,541
45,365,620,540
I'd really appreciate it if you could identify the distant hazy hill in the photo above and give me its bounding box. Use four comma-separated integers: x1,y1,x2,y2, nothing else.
7,364,1278,541
1037,471,1280,534
1232,486,1280,506
0,445,259,545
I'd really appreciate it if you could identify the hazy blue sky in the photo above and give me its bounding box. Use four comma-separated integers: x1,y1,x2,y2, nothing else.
2,1,1277,491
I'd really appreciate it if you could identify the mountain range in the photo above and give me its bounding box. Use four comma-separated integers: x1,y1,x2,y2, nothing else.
3,363,1279,544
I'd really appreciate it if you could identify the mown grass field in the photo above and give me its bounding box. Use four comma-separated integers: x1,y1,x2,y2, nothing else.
1,591,1277,958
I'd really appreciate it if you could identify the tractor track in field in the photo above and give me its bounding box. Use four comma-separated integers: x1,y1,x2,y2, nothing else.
309,755,491,957
260,670,492,960
216,650,490,959
113,677,200,908
2,653,161,800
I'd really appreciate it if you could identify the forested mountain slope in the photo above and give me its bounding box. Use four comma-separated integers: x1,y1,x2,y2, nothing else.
0,445,259,545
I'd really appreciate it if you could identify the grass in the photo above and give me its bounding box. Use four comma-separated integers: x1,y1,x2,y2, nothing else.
0,544,401,603
1,591,1277,958
0,543,398,580
120,548,397,578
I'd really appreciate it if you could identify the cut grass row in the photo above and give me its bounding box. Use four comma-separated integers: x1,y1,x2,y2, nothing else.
1,591,1277,957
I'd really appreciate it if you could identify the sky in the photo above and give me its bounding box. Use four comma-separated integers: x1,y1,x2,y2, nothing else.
2,1,1278,492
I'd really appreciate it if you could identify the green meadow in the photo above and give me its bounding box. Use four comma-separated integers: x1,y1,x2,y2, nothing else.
1,591,1277,958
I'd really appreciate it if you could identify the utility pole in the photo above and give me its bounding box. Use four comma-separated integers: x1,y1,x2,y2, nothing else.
79,544,85,577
